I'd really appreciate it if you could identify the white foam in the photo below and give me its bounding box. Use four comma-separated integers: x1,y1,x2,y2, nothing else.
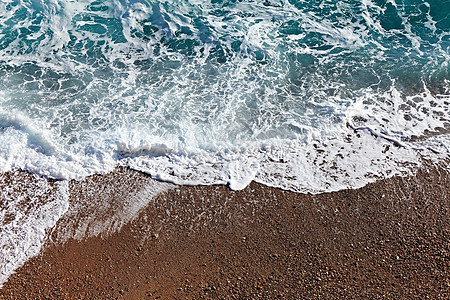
0,175,69,287
0,0,447,190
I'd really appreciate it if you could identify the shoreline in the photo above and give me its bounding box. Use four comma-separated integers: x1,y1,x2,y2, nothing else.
0,161,449,298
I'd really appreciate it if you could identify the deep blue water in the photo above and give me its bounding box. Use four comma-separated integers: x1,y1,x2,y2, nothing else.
0,0,448,190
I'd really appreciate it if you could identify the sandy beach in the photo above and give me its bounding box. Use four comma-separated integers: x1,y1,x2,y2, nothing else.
0,161,449,299
0,0,449,298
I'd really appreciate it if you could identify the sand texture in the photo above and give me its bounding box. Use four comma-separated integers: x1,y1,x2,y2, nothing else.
0,162,449,299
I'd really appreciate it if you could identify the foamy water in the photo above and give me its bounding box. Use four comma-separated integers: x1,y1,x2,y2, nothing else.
0,0,449,287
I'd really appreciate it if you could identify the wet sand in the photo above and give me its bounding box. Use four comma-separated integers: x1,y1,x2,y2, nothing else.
0,162,449,299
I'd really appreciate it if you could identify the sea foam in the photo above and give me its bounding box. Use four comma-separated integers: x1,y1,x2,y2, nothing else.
0,0,448,189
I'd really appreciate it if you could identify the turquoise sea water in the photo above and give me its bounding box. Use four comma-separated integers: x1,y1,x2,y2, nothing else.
0,0,448,190
0,0,449,285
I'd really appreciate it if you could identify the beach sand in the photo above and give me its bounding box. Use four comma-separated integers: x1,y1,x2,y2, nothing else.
0,161,449,299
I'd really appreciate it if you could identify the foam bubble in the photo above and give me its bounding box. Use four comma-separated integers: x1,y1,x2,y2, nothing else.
0,0,448,190
0,173,69,287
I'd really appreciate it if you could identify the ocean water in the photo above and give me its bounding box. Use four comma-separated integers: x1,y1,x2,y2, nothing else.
0,0,449,286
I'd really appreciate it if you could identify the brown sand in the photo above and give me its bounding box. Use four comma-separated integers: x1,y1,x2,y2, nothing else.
0,162,449,299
